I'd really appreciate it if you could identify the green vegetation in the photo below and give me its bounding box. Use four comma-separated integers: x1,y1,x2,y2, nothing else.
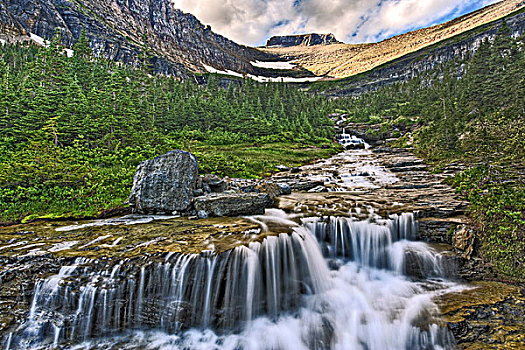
333,26,524,279
1,23,522,280
447,167,524,279
0,31,338,224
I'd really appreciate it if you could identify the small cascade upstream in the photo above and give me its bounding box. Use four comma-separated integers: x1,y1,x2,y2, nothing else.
5,212,458,350
305,213,453,278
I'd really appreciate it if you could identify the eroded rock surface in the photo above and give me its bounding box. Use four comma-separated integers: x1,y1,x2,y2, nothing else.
437,282,525,349
273,146,467,219
266,33,340,47
194,193,272,218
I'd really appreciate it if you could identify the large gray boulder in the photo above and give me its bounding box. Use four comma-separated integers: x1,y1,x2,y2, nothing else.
194,193,272,218
128,151,199,214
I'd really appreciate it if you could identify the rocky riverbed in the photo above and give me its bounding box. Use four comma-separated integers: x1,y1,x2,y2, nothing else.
1,146,523,349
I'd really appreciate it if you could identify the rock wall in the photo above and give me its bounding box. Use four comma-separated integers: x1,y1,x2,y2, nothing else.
0,0,273,76
266,33,340,47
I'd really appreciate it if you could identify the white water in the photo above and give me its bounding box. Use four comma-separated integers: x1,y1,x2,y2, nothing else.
55,214,179,232
302,148,398,190
6,211,458,350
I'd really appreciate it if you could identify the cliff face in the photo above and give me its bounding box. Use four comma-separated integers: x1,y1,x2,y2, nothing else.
0,3,25,36
266,33,340,47
318,10,525,97
0,0,273,77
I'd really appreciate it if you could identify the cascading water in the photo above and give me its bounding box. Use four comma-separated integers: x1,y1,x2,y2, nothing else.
5,212,458,350
6,229,331,349
303,213,450,276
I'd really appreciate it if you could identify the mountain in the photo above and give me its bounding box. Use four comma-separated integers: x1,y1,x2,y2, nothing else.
262,0,524,78
265,33,341,48
0,0,277,77
313,7,525,96
0,0,523,80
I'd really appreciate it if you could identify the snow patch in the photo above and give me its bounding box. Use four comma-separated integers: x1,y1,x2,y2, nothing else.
64,48,74,58
30,33,48,46
248,75,322,83
251,60,296,70
203,63,322,83
203,64,244,78
30,33,74,57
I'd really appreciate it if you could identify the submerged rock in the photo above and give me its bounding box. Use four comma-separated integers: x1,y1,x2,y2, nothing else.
194,193,272,217
128,151,199,214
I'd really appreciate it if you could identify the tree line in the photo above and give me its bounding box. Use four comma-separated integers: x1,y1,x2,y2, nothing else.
0,30,336,223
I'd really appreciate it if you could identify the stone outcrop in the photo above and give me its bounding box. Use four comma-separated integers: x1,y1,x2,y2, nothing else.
437,281,525,349
128,151,198,215
128,150,297,217
0,3,25,36
266,33,340,47
194,193,272,218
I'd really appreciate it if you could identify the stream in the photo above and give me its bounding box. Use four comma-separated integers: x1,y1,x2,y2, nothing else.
1,146,522,349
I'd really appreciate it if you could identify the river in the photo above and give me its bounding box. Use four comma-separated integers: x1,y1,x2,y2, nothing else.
1,146,523,349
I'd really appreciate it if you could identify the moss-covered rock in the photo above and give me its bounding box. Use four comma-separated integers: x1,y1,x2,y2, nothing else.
0,215,263,259
437,281,525,349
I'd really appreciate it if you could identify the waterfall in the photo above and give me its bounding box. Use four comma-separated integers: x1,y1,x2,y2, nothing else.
6,212,457,350
304,213,451,278
8,230,331,349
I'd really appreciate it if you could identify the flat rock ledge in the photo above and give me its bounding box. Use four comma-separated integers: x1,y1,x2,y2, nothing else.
128,150,293,218
194,193,272,218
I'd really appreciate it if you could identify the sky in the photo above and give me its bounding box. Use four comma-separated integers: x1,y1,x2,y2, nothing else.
172,0,501,46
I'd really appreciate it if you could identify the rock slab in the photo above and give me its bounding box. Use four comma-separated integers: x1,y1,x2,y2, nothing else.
194,193,272,217
128,151,198,214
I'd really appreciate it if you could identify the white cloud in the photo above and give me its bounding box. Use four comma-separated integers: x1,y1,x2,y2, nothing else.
172,0,501,46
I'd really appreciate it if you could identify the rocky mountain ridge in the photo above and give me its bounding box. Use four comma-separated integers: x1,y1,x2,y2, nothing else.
263,0,524,78
0,0,276,77
265,33,340,47
0,0,523,81
315,9,525,97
